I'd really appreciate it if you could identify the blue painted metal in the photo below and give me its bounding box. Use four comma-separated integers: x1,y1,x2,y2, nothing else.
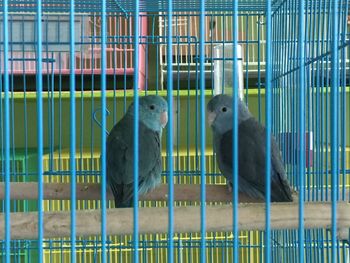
93,108,111,135
0,0,286,13
330,0,339,262
232,0,239,262
35,0,44,261
133,0,140,262
175,14,181,187
320,0,327,203
305,0,312,203
257,16,262,123
2,0,11,262
313,0,320,202
0,36,263,46
199,0,206,262
167,0,175,262
298,0,306,262
100,0,107,262
244,15,249,103
69,1,77,262
265,0,272,262
341,0,349,202
78,19,87,180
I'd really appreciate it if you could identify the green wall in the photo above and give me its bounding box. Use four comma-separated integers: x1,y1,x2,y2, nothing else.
4,88,349,153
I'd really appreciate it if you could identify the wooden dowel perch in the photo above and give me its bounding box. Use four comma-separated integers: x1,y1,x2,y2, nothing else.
0,182,349,203
0,182,348,203
0,182,265,203
0,202,349,240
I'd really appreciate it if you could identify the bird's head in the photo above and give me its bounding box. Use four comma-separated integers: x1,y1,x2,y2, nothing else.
128,95,168,133
207,94,252,134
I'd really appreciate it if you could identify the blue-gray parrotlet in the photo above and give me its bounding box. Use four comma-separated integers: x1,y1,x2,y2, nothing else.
107,95,168,208
207,94,293,202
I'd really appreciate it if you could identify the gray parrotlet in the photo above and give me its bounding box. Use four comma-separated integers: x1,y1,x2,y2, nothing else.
106,95,168,208
207,94,293,202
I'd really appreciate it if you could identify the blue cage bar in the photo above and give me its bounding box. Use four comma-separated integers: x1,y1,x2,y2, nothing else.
0,0,349,262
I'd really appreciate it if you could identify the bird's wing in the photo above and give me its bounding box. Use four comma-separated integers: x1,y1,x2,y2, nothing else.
107,116,162,207
121,121,162,204
220,118,292,201
213,132,233,183
106,118,130,206
270,136,293,201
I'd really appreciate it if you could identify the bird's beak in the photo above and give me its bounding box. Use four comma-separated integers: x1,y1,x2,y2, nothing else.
207,111,216,126
160,111,168,128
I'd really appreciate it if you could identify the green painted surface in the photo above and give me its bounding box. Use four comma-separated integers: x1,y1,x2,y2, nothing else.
2,90,256,151
3,87,350,152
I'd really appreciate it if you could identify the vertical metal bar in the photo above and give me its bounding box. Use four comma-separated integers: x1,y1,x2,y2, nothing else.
112,23,117,124
58,53,64,216
320,0,327,203
79,15,85,199
209,14,214,97
167,1,174,263
245,15,249,103
9,19,17,244
50,59,55,175
232,0,239,262
90,14,96,173
291,7,297,186
222,14,226,94
257,15,261,123
315,0,321,202
133,0,140,262
274,10,279,136
199,1,206,263
69,1,77,262
265,0,272,262
195,38,199,172
330,0,339,262
340,0,348,202
298,0,305,261
309,0,315,202
22,11,29,229
348,26,350,206
123,45,127,113
2,0,10,262
271,11,276,138
101,0,107,262
186,14,191,189
36,0,44,261
282,2,288,172
175,14,180,185
156,44,159,93
305,0,311,203
145,37,149,93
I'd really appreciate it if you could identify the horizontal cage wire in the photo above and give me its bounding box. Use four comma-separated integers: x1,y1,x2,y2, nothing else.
0,0,350,262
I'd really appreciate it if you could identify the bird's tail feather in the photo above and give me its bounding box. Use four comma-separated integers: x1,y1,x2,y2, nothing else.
110,183,132,208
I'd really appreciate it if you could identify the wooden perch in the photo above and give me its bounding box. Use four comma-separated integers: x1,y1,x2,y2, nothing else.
0,182,264,203
0,202,349,240
0,182,348,203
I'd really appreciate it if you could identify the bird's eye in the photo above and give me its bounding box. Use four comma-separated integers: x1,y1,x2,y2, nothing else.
221,107,227,112
149,105,155,110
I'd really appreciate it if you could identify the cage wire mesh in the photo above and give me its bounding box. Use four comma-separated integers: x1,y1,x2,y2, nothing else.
0,0,350,262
